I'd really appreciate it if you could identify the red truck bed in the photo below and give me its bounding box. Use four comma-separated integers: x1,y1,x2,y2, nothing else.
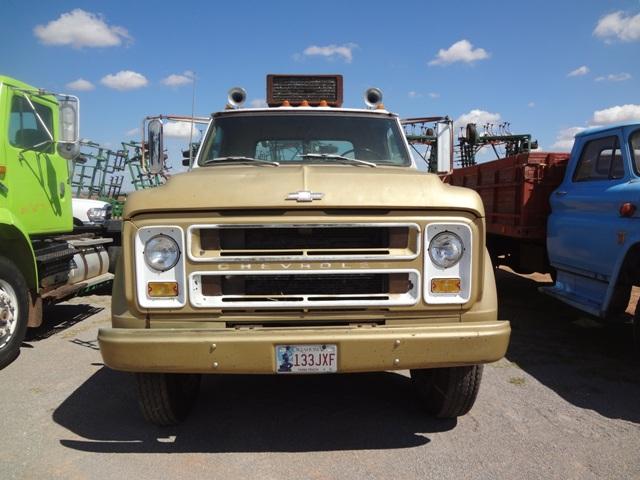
444,152,570,242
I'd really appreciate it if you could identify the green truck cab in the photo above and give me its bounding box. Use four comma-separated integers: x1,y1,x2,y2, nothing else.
98,75,510,425
0,76,113,368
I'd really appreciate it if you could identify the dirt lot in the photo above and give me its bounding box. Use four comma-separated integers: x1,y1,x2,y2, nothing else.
1,268,639,480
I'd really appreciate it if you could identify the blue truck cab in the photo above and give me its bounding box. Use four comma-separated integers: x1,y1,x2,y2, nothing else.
545,122,640,335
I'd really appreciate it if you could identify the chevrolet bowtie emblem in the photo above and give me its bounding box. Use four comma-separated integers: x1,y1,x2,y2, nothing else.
286,190,325,202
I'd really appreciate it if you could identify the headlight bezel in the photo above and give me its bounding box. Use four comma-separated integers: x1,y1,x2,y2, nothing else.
424,223,473,305
135,226,186,309
143,233,181,272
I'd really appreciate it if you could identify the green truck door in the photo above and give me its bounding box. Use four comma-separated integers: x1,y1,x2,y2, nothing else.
3,88,71,235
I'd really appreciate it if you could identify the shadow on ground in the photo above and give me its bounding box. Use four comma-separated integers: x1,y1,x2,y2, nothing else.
53,368,454,453
25,304,104,342
497,268,640,424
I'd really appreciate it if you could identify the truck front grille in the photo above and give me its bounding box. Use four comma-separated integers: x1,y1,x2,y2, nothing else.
188,223,420,262
189,270,419,308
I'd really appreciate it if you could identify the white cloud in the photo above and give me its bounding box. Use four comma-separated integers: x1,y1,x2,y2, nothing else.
125,127,140,137
301,43,357,63
549,104,640,151
163,121,203,140
428,39,489,66
428,92,440,99
591,104,640,125
528,101,536,108
594,11,640,42
567,65,589,77
33,9,131,48
454,109,501,131
408,91,422,99
161,70,194,87
595,72,632,82
101,70,148,91
551,127,586,150
66,78,94,91
249,99,268,108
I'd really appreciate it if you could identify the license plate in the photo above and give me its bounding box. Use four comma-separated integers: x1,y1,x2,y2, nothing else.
275,344,337,373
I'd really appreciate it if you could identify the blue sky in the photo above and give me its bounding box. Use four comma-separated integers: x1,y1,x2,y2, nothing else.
1,0,639,171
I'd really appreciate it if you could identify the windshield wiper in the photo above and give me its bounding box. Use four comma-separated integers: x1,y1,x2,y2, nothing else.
203,156,280,166
296,153,377,167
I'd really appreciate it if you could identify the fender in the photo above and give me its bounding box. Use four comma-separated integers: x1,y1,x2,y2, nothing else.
0,207,38,291
601,231,640,316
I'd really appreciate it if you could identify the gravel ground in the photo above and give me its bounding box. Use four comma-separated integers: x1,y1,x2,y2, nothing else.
1,268,638,480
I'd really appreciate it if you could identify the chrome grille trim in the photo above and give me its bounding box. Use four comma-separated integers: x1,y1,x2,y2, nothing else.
186,223,421,263
188,269,420,309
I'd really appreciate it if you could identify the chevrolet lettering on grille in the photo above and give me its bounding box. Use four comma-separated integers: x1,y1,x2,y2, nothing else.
215,262,371,270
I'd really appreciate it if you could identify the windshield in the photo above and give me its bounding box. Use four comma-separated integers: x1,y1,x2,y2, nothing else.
198,113,411,166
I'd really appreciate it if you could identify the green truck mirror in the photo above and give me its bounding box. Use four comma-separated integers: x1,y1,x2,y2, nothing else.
57,96,80,160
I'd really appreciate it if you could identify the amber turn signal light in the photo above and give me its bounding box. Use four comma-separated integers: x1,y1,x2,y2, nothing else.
431,278,461,294
147,282,179,297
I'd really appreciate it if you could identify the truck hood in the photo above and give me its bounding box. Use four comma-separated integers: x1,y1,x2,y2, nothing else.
124,165,484,218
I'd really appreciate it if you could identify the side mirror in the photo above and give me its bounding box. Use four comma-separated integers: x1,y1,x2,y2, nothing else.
147,119,164,174
436,120,453,174
57,96,80,160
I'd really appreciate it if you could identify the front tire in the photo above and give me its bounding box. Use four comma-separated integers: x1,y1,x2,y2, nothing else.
0,256,29,369
135,372,201,426
410,365,483,418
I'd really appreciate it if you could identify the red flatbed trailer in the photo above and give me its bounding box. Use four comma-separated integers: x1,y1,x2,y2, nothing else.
444,151,570,273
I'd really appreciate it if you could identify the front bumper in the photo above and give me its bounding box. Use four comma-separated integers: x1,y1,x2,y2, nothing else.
98,321,510,374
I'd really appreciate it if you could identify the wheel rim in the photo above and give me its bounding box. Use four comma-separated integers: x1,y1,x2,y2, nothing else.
0,279,18,350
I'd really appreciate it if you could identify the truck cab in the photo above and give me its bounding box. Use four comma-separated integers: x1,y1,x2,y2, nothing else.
546,123,640,324
98,75,510,425
0,76,113,368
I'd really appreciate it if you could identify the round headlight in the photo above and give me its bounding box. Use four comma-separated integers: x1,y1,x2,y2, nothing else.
144,234,180,271
428,231,463,268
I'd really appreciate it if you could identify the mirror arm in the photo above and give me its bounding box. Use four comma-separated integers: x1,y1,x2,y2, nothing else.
19,140,53,156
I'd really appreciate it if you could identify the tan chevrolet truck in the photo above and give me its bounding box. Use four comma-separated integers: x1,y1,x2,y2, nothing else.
98,75,510,425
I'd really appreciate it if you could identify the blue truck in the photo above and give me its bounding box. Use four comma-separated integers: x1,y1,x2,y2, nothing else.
447,122,640,345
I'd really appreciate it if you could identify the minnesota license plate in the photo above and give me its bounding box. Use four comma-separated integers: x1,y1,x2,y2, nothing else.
275,344,337,373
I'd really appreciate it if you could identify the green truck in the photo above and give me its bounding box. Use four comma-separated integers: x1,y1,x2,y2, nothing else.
0,75,114,368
